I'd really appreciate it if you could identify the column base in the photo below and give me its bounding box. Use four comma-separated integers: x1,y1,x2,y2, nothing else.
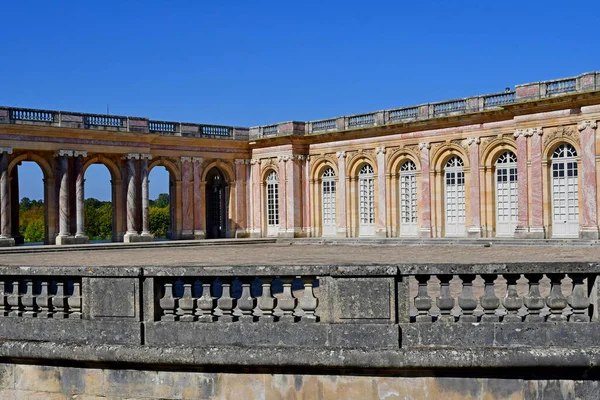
514,226,546,239
375,229,387,238
56,235,88,245
419,227,432,238
140,232,155,242
235,229,249,238
277,230,295,238
179,230,194,240
123,232,144,243
580,226,600,240
194,230,206,240
336,228,348,238
0,237,15,247
248,229,262,238
467,226,482,238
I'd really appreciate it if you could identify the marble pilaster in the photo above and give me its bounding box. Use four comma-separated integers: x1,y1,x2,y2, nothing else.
376,147,387,237
336,151,347,237
0,148,15,246
234,159,248,238
418,143,432,238
514,129,530,238
578,120,599,239
529,128,546,238
467,138,481,237
250,159,261,237
192,157,205,239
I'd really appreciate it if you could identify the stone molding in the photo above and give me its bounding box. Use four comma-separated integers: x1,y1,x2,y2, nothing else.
73,151,87,158
578,120,597,131
0,147,13,155
54,150,74,157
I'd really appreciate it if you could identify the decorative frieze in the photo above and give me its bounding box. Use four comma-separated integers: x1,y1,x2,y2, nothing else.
543,126,578,148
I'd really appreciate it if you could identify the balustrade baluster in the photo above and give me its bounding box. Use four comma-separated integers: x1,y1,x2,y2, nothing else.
275,277,296,322
479,274,500,322
298,277,318,322
36,281,52,318
216,278,236,322
159,281,177,321
0,281,8,317
8,280,22,317
178,282,196,321
546,274,567,322
435,275,455,322
255,277,275,322
568,275,590,322
414,275,432,322
52,281,67,319
523,274,545,322
234,278,256,321
457,275,477,322
68,281,82,319
22,279,36,318
502,274,523,322
196,281,216,322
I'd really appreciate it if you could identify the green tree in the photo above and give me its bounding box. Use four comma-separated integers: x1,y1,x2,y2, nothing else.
151,193,170,208
149,206,170,238
84,198,113,240
19,203,44,242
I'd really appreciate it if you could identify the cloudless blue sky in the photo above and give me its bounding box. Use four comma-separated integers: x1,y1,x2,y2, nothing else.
4,0,600,201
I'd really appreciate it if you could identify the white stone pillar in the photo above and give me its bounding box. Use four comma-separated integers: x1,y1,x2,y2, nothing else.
140,154,153,239
336,151,347,237
578,120,599,239
55,150,73,244
0,147,15,246
74,151,88,241
376,147,387,237
123,153,140,242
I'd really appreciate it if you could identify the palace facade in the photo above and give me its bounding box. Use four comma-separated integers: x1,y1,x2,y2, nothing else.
0,72,599,245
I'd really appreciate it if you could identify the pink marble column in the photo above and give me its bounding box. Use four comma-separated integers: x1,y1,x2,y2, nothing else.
192,157,203,238
578,120,599,239
234,159,247,237
418,143,432,237
376,147,387,237
336,151,347,237
302,156,311,236
140,154,152,237
123,153,139,237
181,157,193,238
529,127,545,238
278,156,287,236
514,129,530,237
55,150,73,239
467,138,481,237
0,148,13,241
251,159,261,237
285,155,302,237
74,151,87,238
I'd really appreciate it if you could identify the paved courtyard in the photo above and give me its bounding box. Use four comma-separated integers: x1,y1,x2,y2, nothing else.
0,242,599,267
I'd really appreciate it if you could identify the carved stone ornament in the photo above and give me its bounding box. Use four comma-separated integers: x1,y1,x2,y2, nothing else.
180,156,192,163
543,125,578,147
73,151,87,158
140,154,153,160
0,147,13,155
577,120,597,131
192,157,203,163
336,151,346,159
418,142,431,151
54,150,74,157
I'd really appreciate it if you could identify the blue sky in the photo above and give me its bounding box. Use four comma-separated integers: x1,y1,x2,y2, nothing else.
3,0,599,201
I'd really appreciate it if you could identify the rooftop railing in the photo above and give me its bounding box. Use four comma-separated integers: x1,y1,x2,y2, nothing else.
1,71,598,140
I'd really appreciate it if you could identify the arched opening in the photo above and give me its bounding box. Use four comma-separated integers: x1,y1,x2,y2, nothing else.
399,160,418,237
205,167,228,239
358,163,375,237
149,166,173,239
495,151,518,237
83,164,114,243
444,156,465,237
321,167,336,237
15,161,45,245
265,170,279,237
551,143,579,238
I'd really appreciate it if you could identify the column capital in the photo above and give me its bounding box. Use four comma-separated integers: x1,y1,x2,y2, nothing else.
336,151,346,159
54,150,74,157
0,147,13,155
514,129,526,138
295,155,309,161
73,151,87,158
376,147,386,155
577,120,597,131
466,137,480,146
277,155,292,162
250,158,260,165
180,156,192,163
140,153,152,160
234,159,247,165
418,142,431,150
121,153,140,160
191,156,203,163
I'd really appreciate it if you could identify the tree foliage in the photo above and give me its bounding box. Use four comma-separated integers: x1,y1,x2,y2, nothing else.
149,206,170,238
19,201,44,243
84,199,113,240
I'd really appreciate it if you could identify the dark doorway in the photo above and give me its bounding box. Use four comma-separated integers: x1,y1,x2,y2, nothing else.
205,168,227,239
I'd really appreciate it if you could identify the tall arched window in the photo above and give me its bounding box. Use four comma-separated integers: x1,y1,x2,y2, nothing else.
358,164,375,236
552,143,579,238
266,171,279,237
321,167,336,236
399,160,418,236
444,156,465,236
495,151,518,237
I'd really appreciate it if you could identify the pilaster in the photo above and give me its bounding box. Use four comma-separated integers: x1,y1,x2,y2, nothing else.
578,120,599,239
336,151,347,237
234,159,248,238
467,138,482,237
418,143,432,238
529,128,546,238
514,129,530,238
192,157,205,239
376,147,387,237
250,159,262,238
0,147,15,246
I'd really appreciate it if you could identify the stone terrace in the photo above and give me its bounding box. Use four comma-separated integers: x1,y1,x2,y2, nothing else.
0,242,599,267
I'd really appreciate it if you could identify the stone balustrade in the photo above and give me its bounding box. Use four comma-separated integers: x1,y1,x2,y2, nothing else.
0,262,596,351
